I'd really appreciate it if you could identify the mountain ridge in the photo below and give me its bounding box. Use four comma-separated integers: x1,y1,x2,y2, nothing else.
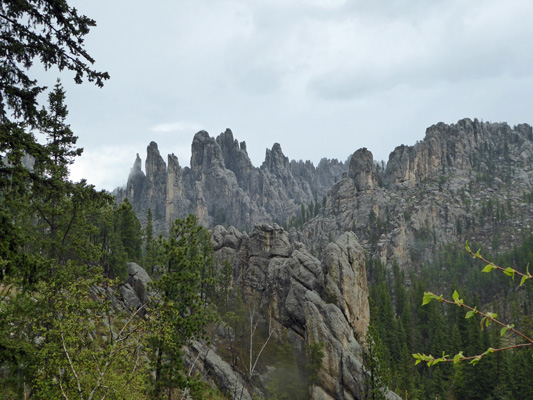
115,118,533,270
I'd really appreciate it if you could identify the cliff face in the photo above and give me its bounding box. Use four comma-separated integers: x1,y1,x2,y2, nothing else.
302,118,533,268
115,129,347,233
112,117,533,398
384,119,533,188
204,224,397,400
117,117,533,269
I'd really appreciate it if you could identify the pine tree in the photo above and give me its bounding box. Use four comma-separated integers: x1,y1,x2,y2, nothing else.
144,208,158,274
364,325,391,400
148,215,218,397
1,0,109,283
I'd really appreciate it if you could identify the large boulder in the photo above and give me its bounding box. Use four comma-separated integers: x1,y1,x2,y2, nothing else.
126,262,152,301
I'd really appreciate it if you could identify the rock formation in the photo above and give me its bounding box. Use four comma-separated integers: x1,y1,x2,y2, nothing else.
202,224,398,400
114,129,347,233
302,118,533,269
111,117,533,398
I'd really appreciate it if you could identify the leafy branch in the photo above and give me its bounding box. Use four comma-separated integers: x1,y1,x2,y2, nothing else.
413,243,533,367
466,241,533,286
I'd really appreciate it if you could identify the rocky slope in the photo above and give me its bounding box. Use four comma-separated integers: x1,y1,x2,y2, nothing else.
117,119,533,270
113,225,398,399
301,118,533,269
112,117,533,398
212,224,376,399
114,129,347,234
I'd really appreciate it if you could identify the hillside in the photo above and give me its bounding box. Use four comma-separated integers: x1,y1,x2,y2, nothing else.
111,118,533,398
118,118,533,270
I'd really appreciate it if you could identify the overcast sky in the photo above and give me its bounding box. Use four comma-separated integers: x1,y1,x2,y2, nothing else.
41,0,533,190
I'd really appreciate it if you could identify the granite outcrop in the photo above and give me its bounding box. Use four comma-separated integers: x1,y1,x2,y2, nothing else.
114,129,347,234
301,118,533,269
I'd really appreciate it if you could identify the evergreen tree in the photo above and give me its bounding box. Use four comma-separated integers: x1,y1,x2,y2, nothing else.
1,0,109,283
364,325,391,400
148,215,218,397
144,208,158,274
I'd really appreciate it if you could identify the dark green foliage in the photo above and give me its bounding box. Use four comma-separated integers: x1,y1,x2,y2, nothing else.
364,326,391,400
305,342,325,388
113,200,143,263
0,0,109,127
1,0,109,283
0,0,107,276
148,215,218,397
143,208,159,274
369,237,533,399
96,199,144,279
0,7,157,395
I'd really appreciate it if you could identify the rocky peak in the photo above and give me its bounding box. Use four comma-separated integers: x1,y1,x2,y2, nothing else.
131,153,143,175
190,130,225,176
249,223,292,258
302,118,533,273
262,143,290,174
384,118,533,189
215,128,254,185
127,154,145,185
115,130,348,233
349,147,377,192
125,154,146,215
145,142,166,178
167,153,181,175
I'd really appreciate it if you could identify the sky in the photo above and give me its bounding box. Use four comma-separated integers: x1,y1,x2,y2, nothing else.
37,0,533,190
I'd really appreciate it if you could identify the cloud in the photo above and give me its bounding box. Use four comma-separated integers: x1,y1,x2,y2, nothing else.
61,0,533,190
151,121,203,133
305,0,533,101
69,145,139,190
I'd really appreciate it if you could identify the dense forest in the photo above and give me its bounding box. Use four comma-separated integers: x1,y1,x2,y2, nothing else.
367,240,533,399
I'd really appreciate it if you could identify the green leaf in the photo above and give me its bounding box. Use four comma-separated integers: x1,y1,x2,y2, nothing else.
452,290,459,302
452,290,463,306
470,356,482,365
500,324,514,337
465,241,471,253
453,352,465,364
474,248,482,259
422,292,435,306
520,275,529,287
503,267,515,280
486,312,498,320
413,353,432,366
482,264,496,273
483,348,495,357
465,307,477,319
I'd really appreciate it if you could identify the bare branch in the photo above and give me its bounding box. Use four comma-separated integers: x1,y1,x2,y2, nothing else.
250,312,274,379
61,331,84,400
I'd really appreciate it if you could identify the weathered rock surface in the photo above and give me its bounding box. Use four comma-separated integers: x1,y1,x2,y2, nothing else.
126,262,153,304
110,117,533,398
114,129,347,233
205,224,399,400
349,148,377,192
302,118,533,269
183,341,254,400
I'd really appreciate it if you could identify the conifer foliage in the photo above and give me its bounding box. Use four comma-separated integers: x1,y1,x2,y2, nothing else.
148,215,218,397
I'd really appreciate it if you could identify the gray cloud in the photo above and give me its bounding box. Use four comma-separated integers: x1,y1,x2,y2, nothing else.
46,0,533,190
